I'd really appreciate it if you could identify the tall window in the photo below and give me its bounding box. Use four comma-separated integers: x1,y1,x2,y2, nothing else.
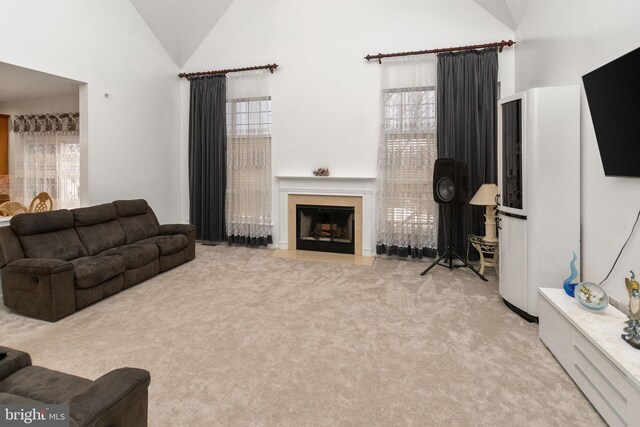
10,113,80,209
376,57,439,258
225,96,273,245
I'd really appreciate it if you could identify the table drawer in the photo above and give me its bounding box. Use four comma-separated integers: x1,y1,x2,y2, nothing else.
573,331,634,426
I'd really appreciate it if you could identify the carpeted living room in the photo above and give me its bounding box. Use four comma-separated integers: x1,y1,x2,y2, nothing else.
1,1,639,426
0,246,604,425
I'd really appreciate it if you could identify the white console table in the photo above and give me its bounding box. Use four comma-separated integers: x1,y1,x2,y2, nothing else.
539,288,640,426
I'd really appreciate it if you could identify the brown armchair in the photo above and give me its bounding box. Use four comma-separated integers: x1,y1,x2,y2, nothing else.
0,345,150,427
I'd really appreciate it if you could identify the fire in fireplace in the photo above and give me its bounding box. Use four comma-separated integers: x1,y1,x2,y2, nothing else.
296,204,355,254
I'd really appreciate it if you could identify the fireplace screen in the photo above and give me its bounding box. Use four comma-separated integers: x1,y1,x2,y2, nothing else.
296,205,355,254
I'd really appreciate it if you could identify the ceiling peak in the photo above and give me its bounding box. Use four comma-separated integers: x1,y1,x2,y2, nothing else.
129,0,234,67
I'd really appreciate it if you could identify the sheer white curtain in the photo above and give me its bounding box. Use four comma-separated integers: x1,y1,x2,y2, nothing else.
376,57,439,258
10,114,80,209
225,72,273,245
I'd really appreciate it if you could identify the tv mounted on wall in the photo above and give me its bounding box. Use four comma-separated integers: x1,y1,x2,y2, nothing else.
582,47,640,177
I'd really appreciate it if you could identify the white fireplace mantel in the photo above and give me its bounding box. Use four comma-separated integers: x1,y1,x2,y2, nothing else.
275,175,376,256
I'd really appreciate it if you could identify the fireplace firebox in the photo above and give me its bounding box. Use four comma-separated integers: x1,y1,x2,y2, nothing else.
296,205,355,254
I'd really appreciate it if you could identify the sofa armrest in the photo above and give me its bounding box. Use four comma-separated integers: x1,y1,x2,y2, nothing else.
158,223,195,236
69,368,150,427
1,258,76,322
0,226,24,269
3,258,73,275
0,346,32,382
159,224,196,261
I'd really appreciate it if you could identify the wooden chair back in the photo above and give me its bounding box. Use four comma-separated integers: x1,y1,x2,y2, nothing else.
29,192,54,213
0,201,29,216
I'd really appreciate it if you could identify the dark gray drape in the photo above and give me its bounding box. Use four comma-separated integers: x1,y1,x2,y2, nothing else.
188,75,227,242
436,48,498,257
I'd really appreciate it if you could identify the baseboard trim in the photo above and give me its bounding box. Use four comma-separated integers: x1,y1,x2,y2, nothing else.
503,298,539,323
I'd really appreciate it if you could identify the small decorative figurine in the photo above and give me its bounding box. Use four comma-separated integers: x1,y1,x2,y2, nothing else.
313,167,329,177
563,252,579,297
574,282,609,313
622,271,640,349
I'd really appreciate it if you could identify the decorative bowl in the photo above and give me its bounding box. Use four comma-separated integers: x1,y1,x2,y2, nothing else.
574,281,609,313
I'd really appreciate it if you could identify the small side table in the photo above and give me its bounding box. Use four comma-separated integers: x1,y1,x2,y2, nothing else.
468,235,499,277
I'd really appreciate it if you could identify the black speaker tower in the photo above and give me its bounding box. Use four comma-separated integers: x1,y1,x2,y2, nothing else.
420,159,487,281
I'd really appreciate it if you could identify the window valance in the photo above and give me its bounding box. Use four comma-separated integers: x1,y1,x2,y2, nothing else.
13,113,79,134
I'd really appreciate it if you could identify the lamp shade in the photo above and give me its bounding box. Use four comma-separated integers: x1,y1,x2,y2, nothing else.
469,183,499,206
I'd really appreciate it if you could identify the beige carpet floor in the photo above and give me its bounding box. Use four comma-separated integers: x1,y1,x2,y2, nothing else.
0,245,604,426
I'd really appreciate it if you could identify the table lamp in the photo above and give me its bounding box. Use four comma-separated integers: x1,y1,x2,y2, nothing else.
469,183,499,243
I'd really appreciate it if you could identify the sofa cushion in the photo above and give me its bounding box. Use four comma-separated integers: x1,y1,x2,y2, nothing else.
113,199,152,218
0,366,92,404
72,204,127,256
75,220,127,256
100,243,159,269
18,229,88,261
113,199,160,244
72,203,118,226
10,209,73,235
139,234,188,256
118,215,159,244
70,255,125,289
10,210,88,261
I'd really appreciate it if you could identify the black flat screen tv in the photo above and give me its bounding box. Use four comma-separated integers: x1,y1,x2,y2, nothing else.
582,47,640,177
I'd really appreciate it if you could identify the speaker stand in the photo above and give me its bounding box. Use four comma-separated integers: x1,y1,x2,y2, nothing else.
420,207,488,281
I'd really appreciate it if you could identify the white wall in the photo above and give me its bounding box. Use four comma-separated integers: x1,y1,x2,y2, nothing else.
0,0,181,222
179,0,515,236
515,0,640,304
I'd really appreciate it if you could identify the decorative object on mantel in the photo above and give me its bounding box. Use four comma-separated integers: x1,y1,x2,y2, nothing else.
563,252,579,297
622,271,640,349
574,281,609,313
312,167,329,177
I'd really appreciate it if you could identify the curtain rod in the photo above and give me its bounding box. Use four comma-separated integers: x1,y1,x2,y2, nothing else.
365,40,515,64
178,63,279,79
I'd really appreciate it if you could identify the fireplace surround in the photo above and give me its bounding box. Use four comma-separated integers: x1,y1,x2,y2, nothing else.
276,176,375,256
287,194,362,255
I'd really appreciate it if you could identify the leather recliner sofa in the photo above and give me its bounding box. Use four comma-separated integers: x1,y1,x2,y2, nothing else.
0,345,150,426
0,199,195,321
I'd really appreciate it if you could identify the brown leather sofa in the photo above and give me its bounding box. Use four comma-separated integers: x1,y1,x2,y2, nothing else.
0,199,195,321
0,345,150,426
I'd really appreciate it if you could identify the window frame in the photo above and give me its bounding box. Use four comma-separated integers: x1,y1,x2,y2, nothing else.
380,85,438,230
226,96,272,139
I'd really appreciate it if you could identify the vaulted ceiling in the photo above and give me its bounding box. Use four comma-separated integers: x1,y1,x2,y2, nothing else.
473,0,529,31
129,0,234,68
129,0,525,69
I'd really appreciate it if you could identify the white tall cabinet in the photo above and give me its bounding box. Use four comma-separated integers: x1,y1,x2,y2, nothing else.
497,86,580,320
